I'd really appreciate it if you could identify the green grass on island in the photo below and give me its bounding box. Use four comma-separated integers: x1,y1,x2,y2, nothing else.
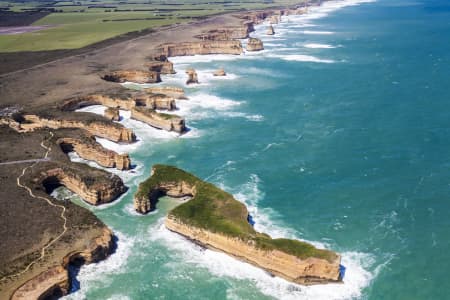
136,164,338,262
0,0,308,52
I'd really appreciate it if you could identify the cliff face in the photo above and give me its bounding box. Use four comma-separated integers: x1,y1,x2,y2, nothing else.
102,70,161,84
134,180,195,214
17,114,136,143
64,93,176,112
166,217,341,285
156,40,243,57
131,107,185,133
246,38,264,52
144,87,186,100
134,93,176,111
43,167,126,205
105,107,120,121
133,165,342,286
58,137,131,170
11,228,114,300
146,60,176,74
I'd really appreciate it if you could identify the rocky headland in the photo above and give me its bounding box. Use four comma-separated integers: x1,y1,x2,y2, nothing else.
0,127,121,299
0,2,337,298
134,165,342,285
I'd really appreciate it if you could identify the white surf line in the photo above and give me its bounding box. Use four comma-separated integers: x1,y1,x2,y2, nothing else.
0,132,69,283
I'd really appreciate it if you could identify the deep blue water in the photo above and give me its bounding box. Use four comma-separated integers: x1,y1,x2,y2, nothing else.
62,0,450,298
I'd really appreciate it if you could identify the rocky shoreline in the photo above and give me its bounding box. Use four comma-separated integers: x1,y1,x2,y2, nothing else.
0,2,340,299
134,165,342,285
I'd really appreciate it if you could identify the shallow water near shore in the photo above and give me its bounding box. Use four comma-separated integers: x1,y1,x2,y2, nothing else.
62,0,450,298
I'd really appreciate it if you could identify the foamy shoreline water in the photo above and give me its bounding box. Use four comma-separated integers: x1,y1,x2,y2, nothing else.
65,0,381,299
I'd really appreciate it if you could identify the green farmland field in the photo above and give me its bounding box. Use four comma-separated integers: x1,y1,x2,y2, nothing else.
0,0,304,52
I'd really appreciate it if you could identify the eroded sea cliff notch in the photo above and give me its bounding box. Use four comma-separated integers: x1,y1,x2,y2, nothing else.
134,165,343,285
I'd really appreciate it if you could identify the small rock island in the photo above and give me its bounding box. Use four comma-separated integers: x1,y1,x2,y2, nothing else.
134,165,343,285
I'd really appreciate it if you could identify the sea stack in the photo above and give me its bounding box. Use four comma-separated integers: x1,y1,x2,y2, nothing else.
246,38,264,51
266,25,275,35
213,68,226,76
186,68,199,84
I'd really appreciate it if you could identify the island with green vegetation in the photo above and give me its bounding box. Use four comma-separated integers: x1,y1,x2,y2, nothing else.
134,164,342,285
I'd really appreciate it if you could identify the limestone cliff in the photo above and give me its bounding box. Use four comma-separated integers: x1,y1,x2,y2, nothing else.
166,217,341,285
156,40,243,57
58,136,131,170
246,38,264,52
15,114,136,143
102,70,161,84
195,22,254,41
11,228,114,300
144,86,187,100
133,165,342,285
105,107,120,121
63,93,176,112
131,107,185,133
146,57,176,74
43,166,126,205
186,68,199,85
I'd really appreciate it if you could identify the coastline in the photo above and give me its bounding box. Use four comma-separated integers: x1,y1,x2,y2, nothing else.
0,0,378,299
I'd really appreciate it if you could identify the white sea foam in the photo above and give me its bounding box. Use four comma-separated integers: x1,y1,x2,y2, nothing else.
149,216,376,300
303,43,338,49
62,232,135,300
269,54,335,63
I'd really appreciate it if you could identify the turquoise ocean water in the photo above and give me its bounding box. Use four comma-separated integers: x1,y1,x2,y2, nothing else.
60,0,450,298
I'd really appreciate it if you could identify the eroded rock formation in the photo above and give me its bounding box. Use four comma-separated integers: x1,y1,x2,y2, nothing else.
11,228,114,300
131,107,186,133
104,107,120,121
133,165,342,285
246,38,264,51
195,22,254,41
12,114,136,143
156,40,243,57
58,136,131,170
63,93,176,112
186,68,199,85
146,55,176,74
102,70,161,84
213,68,226,77
144,86,187,100
166,217,341,285
266,25,275,35
42,166,126,205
